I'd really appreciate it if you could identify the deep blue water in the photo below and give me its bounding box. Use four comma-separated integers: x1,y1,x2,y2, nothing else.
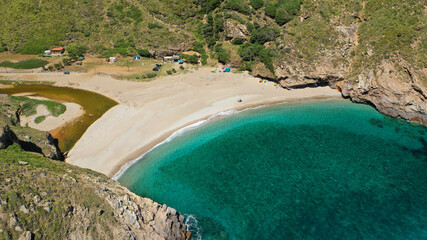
118,99,427,240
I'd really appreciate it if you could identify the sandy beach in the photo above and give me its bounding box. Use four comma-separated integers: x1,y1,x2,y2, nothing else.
1,68,342,177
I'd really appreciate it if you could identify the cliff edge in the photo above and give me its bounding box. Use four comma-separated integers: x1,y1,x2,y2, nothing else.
0,145,189,240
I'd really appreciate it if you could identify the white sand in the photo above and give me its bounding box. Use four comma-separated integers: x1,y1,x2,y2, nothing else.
2,68,342,177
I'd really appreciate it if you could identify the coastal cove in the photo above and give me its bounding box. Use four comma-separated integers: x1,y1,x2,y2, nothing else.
118,99,427,239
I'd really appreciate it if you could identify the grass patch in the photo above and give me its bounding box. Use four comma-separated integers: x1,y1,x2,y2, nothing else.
34,115,46,124
0,80,55,85
0,59,49,69
10,96,66,117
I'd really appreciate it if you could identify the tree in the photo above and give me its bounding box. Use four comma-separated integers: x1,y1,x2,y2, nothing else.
232,37,245,45
138,49,151,58
250,27,280,45
181,54,199,64
264,2,277,18
66,44,87,59
275,6,293,26
250,0,264,10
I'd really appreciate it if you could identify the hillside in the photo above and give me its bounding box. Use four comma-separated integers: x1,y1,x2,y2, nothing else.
0,0,199,55
0,0,425,124
0,145,189,240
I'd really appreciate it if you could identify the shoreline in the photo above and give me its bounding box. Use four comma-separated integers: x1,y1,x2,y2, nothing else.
1,68,342,177
111,95,343,180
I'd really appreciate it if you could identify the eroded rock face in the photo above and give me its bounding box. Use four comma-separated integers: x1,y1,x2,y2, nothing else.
224,19,250,40
337,61,427,124
0,155,190,240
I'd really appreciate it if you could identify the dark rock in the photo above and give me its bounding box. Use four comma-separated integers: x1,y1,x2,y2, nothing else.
0,124,17,149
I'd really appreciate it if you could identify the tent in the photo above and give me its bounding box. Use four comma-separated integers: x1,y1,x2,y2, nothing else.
135,55,140,60
223,67,231,72
178,59,183,64
77,56,85,61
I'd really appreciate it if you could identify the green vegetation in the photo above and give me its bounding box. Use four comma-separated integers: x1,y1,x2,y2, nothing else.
0,80,55,85
34,115,47,124
0,85,118,151
231,37,245,45
0,0,199,54
264,0,302,25
200,0,223,13
225,0,251,15
0,144,122,239
0,59,49,69
10,96,66,117
66,44,88,59
138,49,152,58
250,0,264,10
0,0,424,88
181,54,199,64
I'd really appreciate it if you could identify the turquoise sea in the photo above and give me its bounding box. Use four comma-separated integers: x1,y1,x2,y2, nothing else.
118,99,427,239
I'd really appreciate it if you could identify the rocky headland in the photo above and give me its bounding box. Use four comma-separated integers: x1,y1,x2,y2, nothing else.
0,145,189,240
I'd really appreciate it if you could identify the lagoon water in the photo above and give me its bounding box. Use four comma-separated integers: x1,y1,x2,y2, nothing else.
118,99,427,239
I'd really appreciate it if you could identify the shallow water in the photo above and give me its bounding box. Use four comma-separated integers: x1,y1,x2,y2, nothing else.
119,99,427,239
0,85,117,151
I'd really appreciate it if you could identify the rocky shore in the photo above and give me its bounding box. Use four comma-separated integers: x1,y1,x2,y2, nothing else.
0,145,189,239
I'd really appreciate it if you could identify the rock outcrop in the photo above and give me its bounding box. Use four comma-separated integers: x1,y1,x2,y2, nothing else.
337,60,427,124
224,19,250,40
262,2,427,125
0,147,190,239
0,94,64,160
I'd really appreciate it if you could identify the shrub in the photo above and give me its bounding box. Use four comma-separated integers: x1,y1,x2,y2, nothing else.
166,70,173,75
232,37,245,45
238,43,265,61
200,0,223,13
259,48,274,73
146,72,157,78
275,6,293,25
0,59,49,69
66,44,87,59
250,0,264,10
181,54,199,64
250,27,280,44
179,66,185,70
264,2,277,18
19,43,48,55
34,116,46,124
148,22,163,29
62,58,72,66
225,0,251,15
138,49,151,58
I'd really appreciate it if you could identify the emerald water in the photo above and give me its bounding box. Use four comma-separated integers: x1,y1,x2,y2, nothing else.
118,99,427,240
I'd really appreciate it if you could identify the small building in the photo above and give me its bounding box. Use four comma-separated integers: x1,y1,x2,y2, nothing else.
163,55,180,62
51,47,65,57
44,50,51,56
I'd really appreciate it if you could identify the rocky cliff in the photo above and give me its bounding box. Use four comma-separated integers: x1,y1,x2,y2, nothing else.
0,145,189,240
270,0,427,125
